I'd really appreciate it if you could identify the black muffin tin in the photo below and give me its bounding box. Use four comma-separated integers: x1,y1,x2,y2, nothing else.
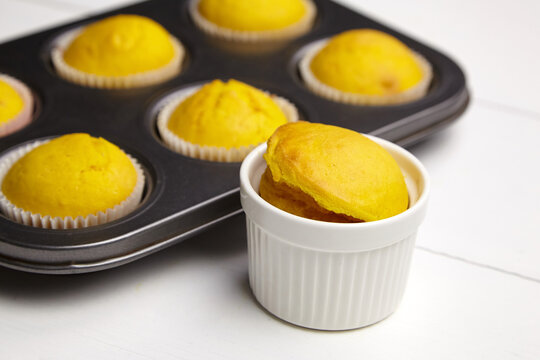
0,0,468,274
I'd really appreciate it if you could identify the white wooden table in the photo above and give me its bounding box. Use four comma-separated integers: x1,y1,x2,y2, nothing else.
0,0,539,358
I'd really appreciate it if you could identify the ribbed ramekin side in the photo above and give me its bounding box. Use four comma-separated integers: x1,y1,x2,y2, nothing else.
246,217,417,330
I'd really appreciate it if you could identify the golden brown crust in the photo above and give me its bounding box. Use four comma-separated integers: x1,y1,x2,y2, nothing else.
260,168,362,223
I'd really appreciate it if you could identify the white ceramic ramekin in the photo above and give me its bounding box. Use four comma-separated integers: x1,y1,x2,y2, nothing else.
239,135,429,330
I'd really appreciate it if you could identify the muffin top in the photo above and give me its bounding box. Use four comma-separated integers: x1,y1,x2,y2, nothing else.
263,122,408,222
63,14,175,77
0,78,24,125
197,0,307,31
167,79,288,148
1,133,138,218
310,29,424,95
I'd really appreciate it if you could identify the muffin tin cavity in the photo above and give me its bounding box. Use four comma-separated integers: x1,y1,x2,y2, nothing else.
0,0,467,274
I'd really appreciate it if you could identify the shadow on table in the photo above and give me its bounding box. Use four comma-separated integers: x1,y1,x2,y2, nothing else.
0,213,248,301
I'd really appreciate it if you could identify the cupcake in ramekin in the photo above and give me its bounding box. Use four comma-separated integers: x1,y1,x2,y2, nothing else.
51,14,185,89
0,74,34,137
157,79,298,162
240,122,429,330
261,122,409,223
189,0,316,43
299,29,433,105
0,133,145,229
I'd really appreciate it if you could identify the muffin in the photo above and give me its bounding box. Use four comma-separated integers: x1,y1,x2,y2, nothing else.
189,0,316,42
51,14,184,89
0,133,145,229
157,79,298,162
260,122,408,222
299,29,433,105
0,74,33,137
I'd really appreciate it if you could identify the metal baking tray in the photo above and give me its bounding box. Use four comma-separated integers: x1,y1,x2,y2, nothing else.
0,0,468,274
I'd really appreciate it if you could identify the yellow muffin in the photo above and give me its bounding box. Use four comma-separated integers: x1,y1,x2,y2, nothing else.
190,0,316,42
299,29,432,105
0,133,143,226
0,75,33,137
0,79,23,126
157,79,298,162
261,122,408,222
199,0,306,31
168,79,288,148
52,14,184,88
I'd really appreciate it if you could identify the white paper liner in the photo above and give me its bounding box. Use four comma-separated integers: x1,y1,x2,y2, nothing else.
189,0,316,43
0,74,34,137
51,26,184,89
157,84,299,162
0,139,145,229
299,39,433,105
